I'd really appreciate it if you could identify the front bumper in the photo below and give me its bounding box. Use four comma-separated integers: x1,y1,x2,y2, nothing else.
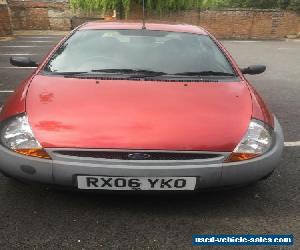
0,117,284,189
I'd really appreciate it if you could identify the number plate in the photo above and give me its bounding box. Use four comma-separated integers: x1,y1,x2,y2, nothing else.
77,176,196,191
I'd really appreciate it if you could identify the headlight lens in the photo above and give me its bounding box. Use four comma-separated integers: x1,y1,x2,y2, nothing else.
226,120,273,162
0,114,51,159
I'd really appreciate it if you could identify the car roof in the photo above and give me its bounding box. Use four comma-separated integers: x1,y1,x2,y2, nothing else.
79,21,209,35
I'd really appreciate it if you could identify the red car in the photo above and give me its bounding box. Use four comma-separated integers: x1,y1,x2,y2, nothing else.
0,22,283,191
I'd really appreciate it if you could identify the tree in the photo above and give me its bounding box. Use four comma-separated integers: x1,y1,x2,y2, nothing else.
279,0,291,9
69,0,203,14
288,0,300,10
69,0,297,13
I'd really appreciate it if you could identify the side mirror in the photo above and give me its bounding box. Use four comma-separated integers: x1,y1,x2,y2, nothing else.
241,65,266,75
10,57,38,67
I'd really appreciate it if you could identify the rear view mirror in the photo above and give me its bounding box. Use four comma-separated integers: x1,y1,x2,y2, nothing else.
241,65,266,75
10,57,38,67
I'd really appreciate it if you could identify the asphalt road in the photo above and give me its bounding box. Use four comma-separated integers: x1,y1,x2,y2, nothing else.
0,35,299,250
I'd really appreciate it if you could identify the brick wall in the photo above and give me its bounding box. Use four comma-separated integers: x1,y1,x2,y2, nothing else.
0,2,12,36
1,1,300,39
8,0,71,30
7,0,114,31
127,8,300,39
196,9,300,39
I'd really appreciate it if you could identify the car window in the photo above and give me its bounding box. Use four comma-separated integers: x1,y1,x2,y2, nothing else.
43,29,236,77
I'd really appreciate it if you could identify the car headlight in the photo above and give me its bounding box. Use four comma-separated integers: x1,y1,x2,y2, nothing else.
226,119,273,162
0,114,51,159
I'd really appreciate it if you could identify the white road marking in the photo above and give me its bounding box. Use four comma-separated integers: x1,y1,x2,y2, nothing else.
14,41,55,43
0,54,38,56
0,67,37,69
19,36,60,39
0,90,14,93
230,41,258,43
0,46,45,48
284,141,300,147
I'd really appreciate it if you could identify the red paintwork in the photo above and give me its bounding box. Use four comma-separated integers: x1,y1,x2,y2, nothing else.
0,77,32,122
26,75,252,151
0,22,274,152
247,85,274,127
80,21,208,35
208,33,274,127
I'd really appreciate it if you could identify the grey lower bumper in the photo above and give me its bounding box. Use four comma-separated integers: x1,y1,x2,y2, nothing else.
0,117,284,189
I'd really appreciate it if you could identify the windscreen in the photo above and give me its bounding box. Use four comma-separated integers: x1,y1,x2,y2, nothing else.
44,29,236,77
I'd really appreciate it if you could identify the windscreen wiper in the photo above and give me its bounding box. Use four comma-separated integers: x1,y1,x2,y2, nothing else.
44,71,89,76
174,71,236,77
91,69,168,77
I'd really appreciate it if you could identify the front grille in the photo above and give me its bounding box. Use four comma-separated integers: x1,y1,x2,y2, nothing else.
55,150,221,161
